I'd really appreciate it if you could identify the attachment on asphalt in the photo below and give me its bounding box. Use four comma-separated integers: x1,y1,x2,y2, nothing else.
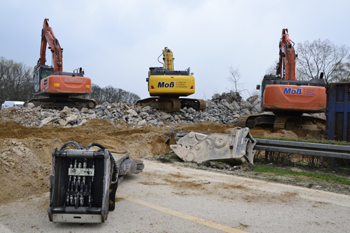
170,127,257,165
48,141,144,223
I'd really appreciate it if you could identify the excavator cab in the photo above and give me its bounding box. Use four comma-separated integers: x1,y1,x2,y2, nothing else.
33,65,54,94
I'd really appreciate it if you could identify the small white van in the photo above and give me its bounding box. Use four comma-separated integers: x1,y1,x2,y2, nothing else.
1,101,25,109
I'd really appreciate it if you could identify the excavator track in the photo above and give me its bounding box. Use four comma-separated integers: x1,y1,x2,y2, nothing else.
273,115,326,130
238,113,325,130
237,113,276,128
180,98,206,111
136,97,206,112
136,97,181,112
25,96,97,110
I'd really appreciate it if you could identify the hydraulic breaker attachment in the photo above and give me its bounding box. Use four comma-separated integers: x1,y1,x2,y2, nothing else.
48,141,144,223
170,127,257,165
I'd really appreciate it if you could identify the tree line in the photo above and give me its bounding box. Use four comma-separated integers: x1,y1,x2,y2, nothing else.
90,84,140,104
228,39,350,98
265,39,350,83
2,37,350,106
0,57,140,105
0,57,33,104
296,39,350,83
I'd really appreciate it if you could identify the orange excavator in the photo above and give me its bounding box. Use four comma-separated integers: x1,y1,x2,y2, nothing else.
238,29,327,130
26,18,97,109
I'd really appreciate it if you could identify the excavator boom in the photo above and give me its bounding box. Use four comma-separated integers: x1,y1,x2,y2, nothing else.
162,47,174,71
39,18,63,73
277,29,297,81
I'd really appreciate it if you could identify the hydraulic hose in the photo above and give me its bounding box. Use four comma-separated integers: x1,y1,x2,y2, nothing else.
85,142,118,183
60,141,81,150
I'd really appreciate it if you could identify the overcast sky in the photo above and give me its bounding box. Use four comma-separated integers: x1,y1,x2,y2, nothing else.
1,0,350,100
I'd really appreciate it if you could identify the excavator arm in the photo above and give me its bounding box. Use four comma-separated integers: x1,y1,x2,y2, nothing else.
38,18,63,73
162,47,174,71
277,28,297,81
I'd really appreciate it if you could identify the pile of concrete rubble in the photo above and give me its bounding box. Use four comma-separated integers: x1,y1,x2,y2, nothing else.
0,93,263,127
0,92,319,128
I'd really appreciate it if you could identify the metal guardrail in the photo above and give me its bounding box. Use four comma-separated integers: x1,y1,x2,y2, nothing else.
174,132,350,160
255,139,350,159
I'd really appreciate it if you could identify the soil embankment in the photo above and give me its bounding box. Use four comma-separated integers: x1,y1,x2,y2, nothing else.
0,118,325,204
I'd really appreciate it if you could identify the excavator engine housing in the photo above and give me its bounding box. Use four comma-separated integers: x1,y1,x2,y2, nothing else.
148,67,195,96
34,65,92,96
261,75,326,113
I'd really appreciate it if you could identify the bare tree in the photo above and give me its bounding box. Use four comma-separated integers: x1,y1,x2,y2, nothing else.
296,39,349,83
265,60,278,76
227,65,257,99
332,54,350,82
91,84,103,103
227,66,242,94
0,57,33,104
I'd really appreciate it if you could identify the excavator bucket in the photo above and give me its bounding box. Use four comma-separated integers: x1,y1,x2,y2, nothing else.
170,127,257,165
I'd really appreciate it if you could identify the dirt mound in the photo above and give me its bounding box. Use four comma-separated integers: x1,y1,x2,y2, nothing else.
0,119,171,158
0,119,173,204
0,117,326,204
0,138,62,205
175,122,235,134
263,129,299,140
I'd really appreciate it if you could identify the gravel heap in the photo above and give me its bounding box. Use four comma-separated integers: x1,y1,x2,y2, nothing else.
0,92,284,128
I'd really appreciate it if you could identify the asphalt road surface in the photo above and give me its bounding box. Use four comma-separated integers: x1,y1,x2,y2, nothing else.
1,160,350,233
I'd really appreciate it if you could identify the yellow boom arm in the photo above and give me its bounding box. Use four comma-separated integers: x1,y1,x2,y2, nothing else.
163,47,174,71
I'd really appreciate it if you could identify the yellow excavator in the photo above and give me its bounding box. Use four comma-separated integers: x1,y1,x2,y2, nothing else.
136,47,206,112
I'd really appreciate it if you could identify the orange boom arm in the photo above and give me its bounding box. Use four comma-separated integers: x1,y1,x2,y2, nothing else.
38,18,63,73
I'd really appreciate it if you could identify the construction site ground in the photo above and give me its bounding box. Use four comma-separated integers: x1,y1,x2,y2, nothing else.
1,118,350,232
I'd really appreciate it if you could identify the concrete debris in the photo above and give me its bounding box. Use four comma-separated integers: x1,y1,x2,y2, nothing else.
246,95,258,104
0,92,325,128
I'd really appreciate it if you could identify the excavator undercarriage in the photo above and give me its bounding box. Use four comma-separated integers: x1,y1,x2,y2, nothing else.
136,97,206,112
26,95,97,109
238,113,326,131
